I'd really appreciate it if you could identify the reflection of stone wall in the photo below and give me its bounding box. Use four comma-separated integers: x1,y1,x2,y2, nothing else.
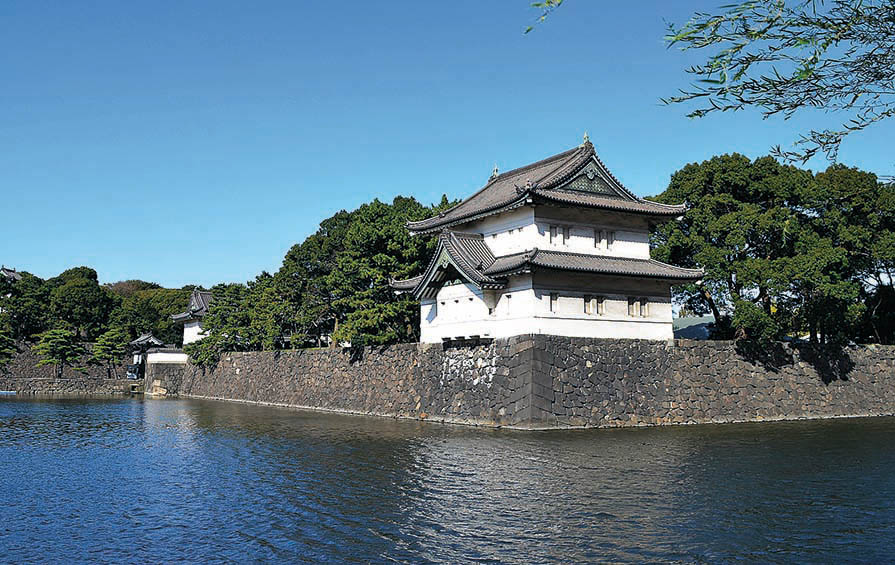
144,336,895,429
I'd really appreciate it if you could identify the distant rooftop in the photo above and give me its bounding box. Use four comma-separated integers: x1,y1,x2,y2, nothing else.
171,290,214,323
1,266,22,282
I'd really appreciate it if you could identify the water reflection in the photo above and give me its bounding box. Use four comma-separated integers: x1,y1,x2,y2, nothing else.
0,397,893,563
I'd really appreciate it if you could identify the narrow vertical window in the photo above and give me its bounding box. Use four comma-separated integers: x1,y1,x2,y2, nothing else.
550,292,559,313
593,229,599,248
597,295,605,315
505,293,512,315
607,231,615,250
640,297,649,317
584,295,593,314
599,230,608,250
562,226,570,244
549,225,558,244
628,297,638,317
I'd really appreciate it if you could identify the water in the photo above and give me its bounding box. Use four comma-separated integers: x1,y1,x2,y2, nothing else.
0,397,893,564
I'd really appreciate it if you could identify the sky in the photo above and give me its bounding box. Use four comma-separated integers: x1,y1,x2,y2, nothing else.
2,1,893,288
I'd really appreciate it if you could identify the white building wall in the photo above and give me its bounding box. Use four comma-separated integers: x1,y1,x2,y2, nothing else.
146,351,189,364
418,271,674,343
182,320,206,345
455,206,652,260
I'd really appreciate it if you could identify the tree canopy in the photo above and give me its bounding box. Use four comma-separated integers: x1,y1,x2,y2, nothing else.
665,0,895,162
652,154,895,344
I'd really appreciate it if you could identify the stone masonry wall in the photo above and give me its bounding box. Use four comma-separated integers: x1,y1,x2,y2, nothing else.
1,342,135,395
145,336,895,429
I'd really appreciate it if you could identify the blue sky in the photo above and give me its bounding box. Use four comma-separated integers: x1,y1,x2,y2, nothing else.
2,1,893,288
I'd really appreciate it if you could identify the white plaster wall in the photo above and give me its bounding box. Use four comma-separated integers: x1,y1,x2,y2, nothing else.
461,208,538,256
146,351,189,364
182,320,206,345
534,215,651,259
419,271,676,342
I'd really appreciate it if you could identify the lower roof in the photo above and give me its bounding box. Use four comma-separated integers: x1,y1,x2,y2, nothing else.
390,232,703,299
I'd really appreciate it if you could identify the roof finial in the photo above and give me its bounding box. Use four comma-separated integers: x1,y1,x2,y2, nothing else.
490,163,499,180
581,131,590,146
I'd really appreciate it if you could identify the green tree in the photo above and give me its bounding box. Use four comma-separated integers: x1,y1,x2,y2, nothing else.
184,283,249,365
91,327,130,378
111,287,193,345
1,272,51,340
105,279,163,299
665,0,895,162
651,154,809,340
33,328,86,378
50,278,119,340
0,324,16,372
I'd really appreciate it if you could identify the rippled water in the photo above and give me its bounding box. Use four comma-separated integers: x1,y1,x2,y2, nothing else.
1,397,894,563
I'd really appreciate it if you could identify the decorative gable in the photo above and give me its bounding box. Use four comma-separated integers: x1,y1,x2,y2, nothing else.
559,161,625,198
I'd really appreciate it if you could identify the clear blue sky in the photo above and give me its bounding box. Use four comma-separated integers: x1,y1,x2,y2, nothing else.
3,1,893,288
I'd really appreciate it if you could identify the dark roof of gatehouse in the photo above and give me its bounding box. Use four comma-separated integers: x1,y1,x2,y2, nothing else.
407,140,685,235
390,231,702,298
1,266,22,282
171,290,214,323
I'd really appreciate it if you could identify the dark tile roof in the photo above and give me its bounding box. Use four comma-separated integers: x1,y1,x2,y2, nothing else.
171,290,214,322
129,333,165,347
485,249,704,280
390,231,505,299
1,266,22,282
391,231,703,298
407,141,685,234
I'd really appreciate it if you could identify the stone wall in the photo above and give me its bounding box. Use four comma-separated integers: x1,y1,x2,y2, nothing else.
0,376,136,395
5,342,128,380
1,342,136,395
145,336,895,429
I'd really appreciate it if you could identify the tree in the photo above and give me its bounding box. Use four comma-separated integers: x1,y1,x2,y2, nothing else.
50,277,119,340
111,287,193,345
33,328,86,378
105,280,162,299
0,325,16,372
652,153,892,345
91,327,130,378
184,283,250,365
665,0,895,162
651,154,810,340
1,272,51,340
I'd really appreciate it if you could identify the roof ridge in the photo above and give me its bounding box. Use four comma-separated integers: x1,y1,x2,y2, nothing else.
409,145,582,228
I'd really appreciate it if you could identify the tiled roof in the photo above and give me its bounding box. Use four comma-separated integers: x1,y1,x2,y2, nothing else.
171,290,214,322
129,333,164,347
1,266,22,282
407,141,685,234
390,231,703,298
485,249,704,280
390,231,504,299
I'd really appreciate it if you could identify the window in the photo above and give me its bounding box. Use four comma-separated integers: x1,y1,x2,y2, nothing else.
584,295,593,314
549,225,558,244
628,297,638,317
563,226,570,244
597,295,605,315
594,229,602,248
550,292,559,312
488,307,495,316
640,297,649,317
585,295,605,315
505,293,512,315
492,233,497,240
607,231,615,250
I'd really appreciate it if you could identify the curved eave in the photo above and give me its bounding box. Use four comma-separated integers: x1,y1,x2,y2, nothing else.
531,190,685,217
408,196,531,236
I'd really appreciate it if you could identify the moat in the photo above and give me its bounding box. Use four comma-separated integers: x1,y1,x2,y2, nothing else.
1,397,894,563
